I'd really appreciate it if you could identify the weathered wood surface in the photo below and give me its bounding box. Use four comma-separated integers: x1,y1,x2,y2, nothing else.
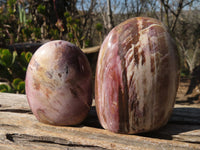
0,93,200,150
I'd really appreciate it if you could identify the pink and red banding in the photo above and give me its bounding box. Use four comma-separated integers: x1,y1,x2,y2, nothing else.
95,17,180,134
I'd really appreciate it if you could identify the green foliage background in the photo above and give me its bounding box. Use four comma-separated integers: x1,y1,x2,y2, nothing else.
0,48,32,93
0,0,199,94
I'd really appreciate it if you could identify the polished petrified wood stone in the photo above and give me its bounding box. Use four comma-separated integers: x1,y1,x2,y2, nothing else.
95,17,180,134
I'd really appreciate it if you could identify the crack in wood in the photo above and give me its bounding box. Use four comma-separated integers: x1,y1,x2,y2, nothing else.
5,133,106,149
0,109,32,114
30,139,107,148
0,124,19,128
184,141,200,144
6,134,15,142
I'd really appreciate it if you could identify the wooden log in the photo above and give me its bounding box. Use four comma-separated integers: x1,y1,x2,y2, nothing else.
170,106,200,124
0,92,200,149
8,42,100,54
82,46,100,54
8,42,44,53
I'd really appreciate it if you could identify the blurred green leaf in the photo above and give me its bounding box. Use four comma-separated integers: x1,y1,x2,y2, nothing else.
37,4,46,15
75,19,80,24
80,36,85,41
0,49,13,67
12,51,17,64
66,16,73,24
18,3,26,25
33,27,41,39
12,78,22,89
17,81,25,94
50,29,59,39
8,0,17,14
84,40,90,47
19,51,32,70
0,84,12,93
73,24,78,30
68,32,74,39
96,23,103,31
64,12,70,18
25,52,32,63
11,78,25,94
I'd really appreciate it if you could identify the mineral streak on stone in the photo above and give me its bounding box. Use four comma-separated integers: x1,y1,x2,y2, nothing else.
95,17,180,134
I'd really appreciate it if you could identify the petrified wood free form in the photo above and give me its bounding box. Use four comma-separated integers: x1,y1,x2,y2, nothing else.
95,17,180,134
25,40,93,126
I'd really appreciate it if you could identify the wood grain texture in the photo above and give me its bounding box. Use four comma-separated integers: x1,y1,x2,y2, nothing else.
95,17,180,134
0,92,200,150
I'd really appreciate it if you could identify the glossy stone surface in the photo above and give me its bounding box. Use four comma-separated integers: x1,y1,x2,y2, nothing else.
95,17,180,134
26,40,92,125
